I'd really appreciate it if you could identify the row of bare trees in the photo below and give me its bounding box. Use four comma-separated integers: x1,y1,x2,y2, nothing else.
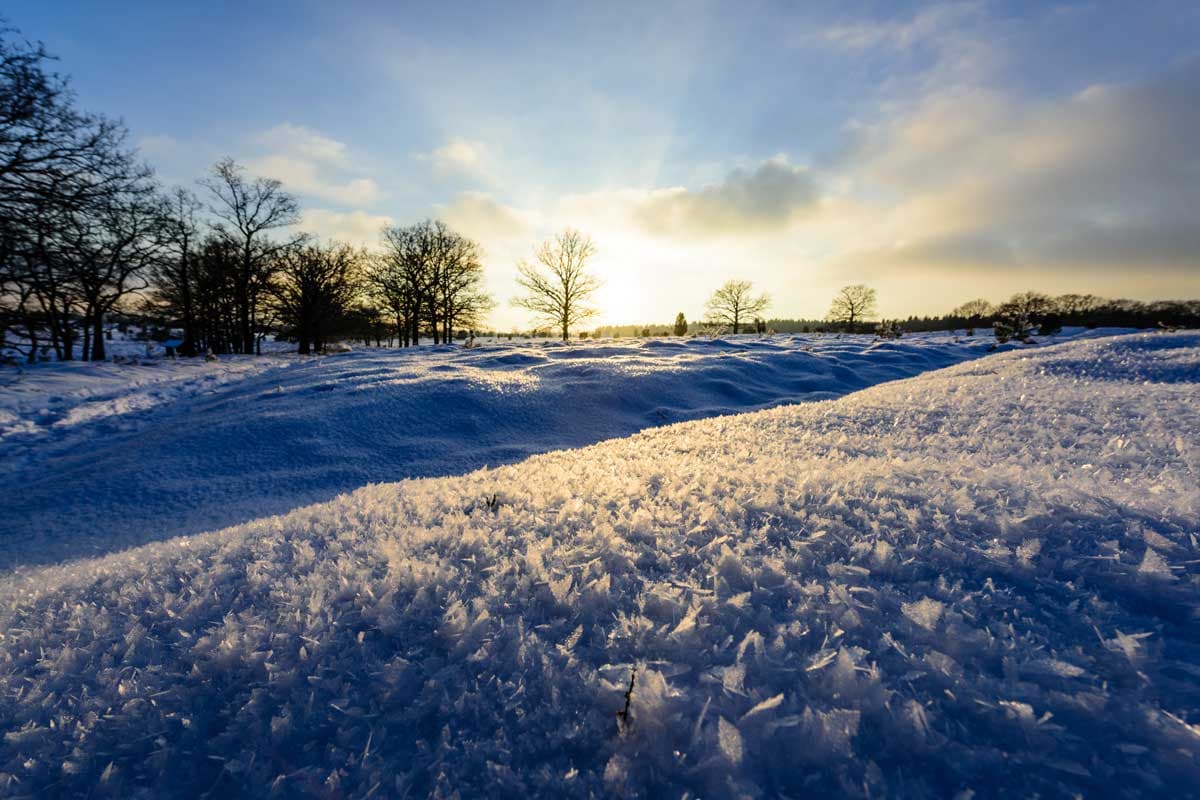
0,25,167,361
141,161,307,358
148,195,496,356
947,292,1200,334
0,25,296,361
0,23,498,361
373,220,493,348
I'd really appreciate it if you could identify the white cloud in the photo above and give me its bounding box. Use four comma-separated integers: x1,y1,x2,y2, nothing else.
438,192,530,239
256,124,349,165
298,209,393,248
245,154,382,207
244,124,381,208
418,138,489,177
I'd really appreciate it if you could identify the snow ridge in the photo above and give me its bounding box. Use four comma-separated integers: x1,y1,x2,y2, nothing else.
1,332,1198,797
2,331,1057,570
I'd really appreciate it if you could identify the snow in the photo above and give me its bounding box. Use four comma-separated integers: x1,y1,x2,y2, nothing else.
0,330,1095,571
0,330,1196,797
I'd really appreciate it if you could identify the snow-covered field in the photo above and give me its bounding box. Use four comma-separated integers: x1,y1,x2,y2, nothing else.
0,330,1197,797
0,331,1071,571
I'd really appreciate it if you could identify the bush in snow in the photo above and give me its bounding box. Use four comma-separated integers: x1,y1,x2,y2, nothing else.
1038,313,1064,336
875,319,903,339
994,314,1035,344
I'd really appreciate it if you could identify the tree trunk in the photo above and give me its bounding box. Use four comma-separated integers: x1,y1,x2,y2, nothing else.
91,314,106,361
47,313,63,361
25,323,38,364
61,322,74,361
238,284,251,353
180,271,197,357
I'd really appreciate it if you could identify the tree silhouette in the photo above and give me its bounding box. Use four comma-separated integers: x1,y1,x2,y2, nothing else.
513,229,600,341
827,284,877,329
704,279,770,334
271,241,363,354
201,158,302,354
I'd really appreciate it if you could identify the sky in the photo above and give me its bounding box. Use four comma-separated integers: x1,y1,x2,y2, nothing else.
8,0,1200,328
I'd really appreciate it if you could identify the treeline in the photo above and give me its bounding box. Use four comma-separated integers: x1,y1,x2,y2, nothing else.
591,291,1200,339
1,26,160,362
940,293,1200,334
0,26,493,362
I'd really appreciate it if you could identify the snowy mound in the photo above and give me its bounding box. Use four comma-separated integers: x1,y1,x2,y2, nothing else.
1,331,1069,570
1,332,1198,797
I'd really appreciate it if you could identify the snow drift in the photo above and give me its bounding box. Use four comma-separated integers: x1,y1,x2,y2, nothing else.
1,332,1054,570
0,332,1197,797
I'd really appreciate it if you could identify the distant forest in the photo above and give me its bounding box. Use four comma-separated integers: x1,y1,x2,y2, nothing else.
541,293,1200,340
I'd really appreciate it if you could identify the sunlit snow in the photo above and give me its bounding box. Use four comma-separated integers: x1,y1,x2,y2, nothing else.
0,331,1100,570
0,331,1196,797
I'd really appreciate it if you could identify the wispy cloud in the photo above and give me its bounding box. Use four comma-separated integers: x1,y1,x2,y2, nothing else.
823,58,1200,279
438,191,530,239
298,208,393,247
256,124,350,165
636,157,820,237
244,124,382,208
416,138,490,179
822,2,985,51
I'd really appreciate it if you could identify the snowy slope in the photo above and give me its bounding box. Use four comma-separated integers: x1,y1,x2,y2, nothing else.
0,331,1073,571
0,332,1196,798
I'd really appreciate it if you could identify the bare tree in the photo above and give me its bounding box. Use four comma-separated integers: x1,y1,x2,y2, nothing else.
704,279,770,334
190,235,242,355
373,220,440,347
997,291,1054,323
827,284,877,329
513,229,600,341
201,157,301,354
432,228,493,341
148,187,203,355
271,241,363,354
1054,293,1104,317
952,298,993,320
0,24,153,361
52,181,166,360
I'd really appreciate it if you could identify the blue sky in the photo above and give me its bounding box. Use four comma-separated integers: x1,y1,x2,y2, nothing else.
9,1,1200,326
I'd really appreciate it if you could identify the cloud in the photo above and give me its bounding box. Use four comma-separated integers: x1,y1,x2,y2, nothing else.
439,192,530,239
256,124,349,165
817,1,1006,91
244,124,381,208
298,209,393,247
822,2,984,51
418,138,489,177
635,157,820,237
825,58,1200,280
245,154,382,206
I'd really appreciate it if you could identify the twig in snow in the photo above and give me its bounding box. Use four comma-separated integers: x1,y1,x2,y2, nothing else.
616,667,637,734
